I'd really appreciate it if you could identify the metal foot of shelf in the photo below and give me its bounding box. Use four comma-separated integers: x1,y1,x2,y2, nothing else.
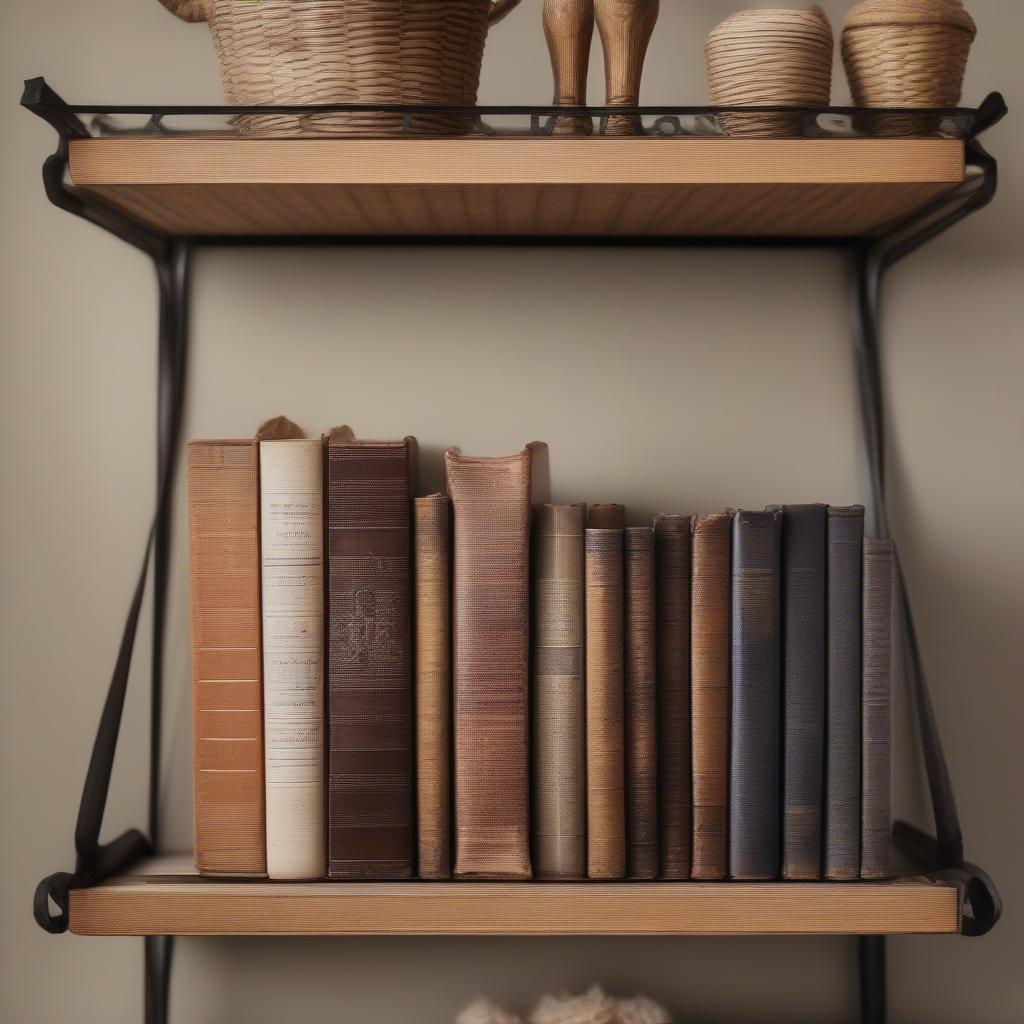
859,936,887,1024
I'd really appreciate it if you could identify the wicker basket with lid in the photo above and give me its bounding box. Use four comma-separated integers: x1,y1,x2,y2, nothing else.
159,0,521,137
842,0,977,135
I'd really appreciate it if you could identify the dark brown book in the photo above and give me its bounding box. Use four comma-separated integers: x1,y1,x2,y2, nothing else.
588,504,626,529
655,514,692,880
326,438,414,880
532,503,586,879
446,445,539,879
624,527,658,879
187,440,266,877
777,504,827,881
690,513,731,880
862,538,895,880
585,528,626,879
414,494,452,880
825,506,865,880
729,509,782,881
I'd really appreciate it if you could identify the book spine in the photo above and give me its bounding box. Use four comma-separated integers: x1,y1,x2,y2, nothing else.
327,440,414,880
533,503,587,879
624,527,658,879
587,503,626,529
414,494,452,880
259,439,326,880
654,514,692,880
690,513,731,880
446,446,535,879
862,538,895,880
779,504,827,881
729,509,782,880
824,506,865,880
585,528,626,879
187,440,267,877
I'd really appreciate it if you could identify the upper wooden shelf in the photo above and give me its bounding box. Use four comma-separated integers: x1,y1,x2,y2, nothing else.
66,137,967,239
67,856,959,937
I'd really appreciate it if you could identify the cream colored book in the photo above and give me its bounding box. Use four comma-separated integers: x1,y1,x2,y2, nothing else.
259,439,326,880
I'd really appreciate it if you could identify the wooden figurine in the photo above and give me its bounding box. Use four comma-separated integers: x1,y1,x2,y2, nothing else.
543,0,659,136
596,0,660,135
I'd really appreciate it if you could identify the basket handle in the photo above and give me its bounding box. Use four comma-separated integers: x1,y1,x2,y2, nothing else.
489,0,522,25
159,0,209,23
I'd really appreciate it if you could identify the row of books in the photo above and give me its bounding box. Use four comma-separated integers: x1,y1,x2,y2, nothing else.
187,430,893,883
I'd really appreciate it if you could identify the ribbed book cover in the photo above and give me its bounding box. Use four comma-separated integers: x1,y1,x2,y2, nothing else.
446,445,539,879
187,440,267,877
327,439,414,880
414,494,452,880
729,509,782,881
624,527,658,879
259,439,327,880
862,537,895,880
585,528,626,879
654,514,692,880
777,504,827,881
690,512,731,880
532,503,586,879
825,506,865,880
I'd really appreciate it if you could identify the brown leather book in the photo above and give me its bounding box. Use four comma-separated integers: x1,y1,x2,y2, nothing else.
690,512,731,880
862,538,895,880
414,494,452,880
446,445,540,879
654,513,693,879
187,439,266,877
624,527,658,879
588,504,626,529
585,527,626,879
533,503,587,879
326,438,414,880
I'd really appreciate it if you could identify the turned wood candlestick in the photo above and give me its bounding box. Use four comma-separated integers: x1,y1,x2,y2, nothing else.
595,0,659,135
543,0,596,136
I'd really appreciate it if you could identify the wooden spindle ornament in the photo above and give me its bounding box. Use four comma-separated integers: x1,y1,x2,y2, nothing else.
544,0,596,136
595,0,659,135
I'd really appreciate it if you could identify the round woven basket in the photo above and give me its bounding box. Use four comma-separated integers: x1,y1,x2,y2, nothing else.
159,0,521,137
842,0,976,136
705,7,834,138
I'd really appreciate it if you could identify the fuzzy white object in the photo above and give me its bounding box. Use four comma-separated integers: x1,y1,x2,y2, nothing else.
456,999,524,1024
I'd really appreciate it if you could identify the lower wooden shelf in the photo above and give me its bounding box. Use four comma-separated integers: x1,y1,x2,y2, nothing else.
67,856,959,937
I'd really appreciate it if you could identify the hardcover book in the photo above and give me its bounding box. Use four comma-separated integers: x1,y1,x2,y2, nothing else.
777,504,827,881
585,527,627,879
533,503,587,879
729,509,782,881
624,527,658,879
824,505,865,880
654,513,693,879
588,504,626,529
446,445,540,879
327,438,414,880
187,439,267,877
862,537,895,880
260,439,327,880
690,512,731,880
414,493,452,880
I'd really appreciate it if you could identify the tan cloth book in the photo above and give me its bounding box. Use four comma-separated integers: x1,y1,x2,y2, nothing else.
414,494,453,880
532,503,587,879
187,439,267,877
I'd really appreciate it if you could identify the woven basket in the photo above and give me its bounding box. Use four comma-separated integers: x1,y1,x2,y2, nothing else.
159,0,521,137
842,0,976,136
705,7,834,138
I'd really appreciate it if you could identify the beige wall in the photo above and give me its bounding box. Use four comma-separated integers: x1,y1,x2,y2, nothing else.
2,1,1021,1021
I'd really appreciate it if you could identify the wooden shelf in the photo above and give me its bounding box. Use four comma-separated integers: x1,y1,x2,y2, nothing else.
67,856,959,937
66,137,966,239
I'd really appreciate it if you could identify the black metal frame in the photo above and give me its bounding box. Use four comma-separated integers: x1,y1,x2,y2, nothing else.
21,77,1006,1024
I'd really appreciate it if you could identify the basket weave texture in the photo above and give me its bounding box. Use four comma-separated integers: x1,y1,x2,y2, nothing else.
160,0,520,136
842,0,976,135
705,7,834,138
